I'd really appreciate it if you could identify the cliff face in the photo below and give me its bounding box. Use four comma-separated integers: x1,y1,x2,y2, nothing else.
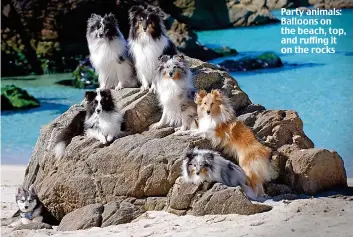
23,57,347,225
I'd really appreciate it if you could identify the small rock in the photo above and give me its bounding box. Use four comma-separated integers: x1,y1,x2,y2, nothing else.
218,52,283,72
101,201,143,227
57,204,103,231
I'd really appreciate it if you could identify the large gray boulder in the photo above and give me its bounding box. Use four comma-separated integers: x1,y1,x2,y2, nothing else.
23,57,347,227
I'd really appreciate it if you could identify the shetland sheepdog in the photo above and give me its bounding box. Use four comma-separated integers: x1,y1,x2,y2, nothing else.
87,13,137,90
150,54,197,131
54,89,122,159
181,90,277,197
182,148,258,200
128,5,177,91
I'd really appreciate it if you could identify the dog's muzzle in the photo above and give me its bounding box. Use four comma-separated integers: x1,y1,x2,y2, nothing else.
142,22,148,31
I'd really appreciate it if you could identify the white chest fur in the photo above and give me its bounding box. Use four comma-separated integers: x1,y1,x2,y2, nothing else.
84,111,122,139
129,35,169,84
88,37,134,89
198,116,217,133
89,38,125,70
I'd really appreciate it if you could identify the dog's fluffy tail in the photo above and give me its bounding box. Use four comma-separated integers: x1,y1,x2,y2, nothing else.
53,111,86,159
248,156,277,184
54,141,67,159
242,145,277,195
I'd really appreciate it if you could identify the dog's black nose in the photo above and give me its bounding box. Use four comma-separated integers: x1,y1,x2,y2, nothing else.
207,110,211,115
196,171,200,175
25,206,28,209
169,72,173,77
96,109,101,114
98,33,103,38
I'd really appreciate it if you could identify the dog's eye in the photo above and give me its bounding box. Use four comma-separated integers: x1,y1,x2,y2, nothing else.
211,103,214,106
28,200,33,203
94,100,98,104
20,200,24,203
204,102,207,105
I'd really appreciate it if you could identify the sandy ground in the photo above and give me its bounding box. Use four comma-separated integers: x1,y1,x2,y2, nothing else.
1,165,353,237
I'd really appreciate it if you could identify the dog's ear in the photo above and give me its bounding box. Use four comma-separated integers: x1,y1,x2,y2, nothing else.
90,13,100,19
105,13,117,24
173,54,185,62
159,55,170,64
85,91,97,102
99,89,112,100
88,13,101,25
17,186,24,194
204,152,214,162
195,90,207,105
185,150,195,161
211,89,222,101
29,184,36,195
153,6,164,18
129,6,143,22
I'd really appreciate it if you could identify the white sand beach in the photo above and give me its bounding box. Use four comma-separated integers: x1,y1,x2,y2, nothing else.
1,165,353,237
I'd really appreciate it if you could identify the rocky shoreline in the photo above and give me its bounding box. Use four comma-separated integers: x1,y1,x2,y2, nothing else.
14,56,347,232
1,167,352,237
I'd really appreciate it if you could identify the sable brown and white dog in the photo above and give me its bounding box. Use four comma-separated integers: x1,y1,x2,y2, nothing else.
150,54,197,131
128,5,178,91
87,13,137,90
182,148,258,200
180,90,277,197
54,89,122,159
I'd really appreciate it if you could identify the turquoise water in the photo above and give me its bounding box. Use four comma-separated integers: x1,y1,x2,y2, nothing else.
1,10,352,177
1,75,85,164
198,9,353,176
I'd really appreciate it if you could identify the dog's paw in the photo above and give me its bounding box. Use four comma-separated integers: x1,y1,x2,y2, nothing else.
149,87,157,94
99,137,108,144
190,132,201,137
107,135,114,143
115,85,123,91
150,122,163,130
140,85,149,91
173,130,185,136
